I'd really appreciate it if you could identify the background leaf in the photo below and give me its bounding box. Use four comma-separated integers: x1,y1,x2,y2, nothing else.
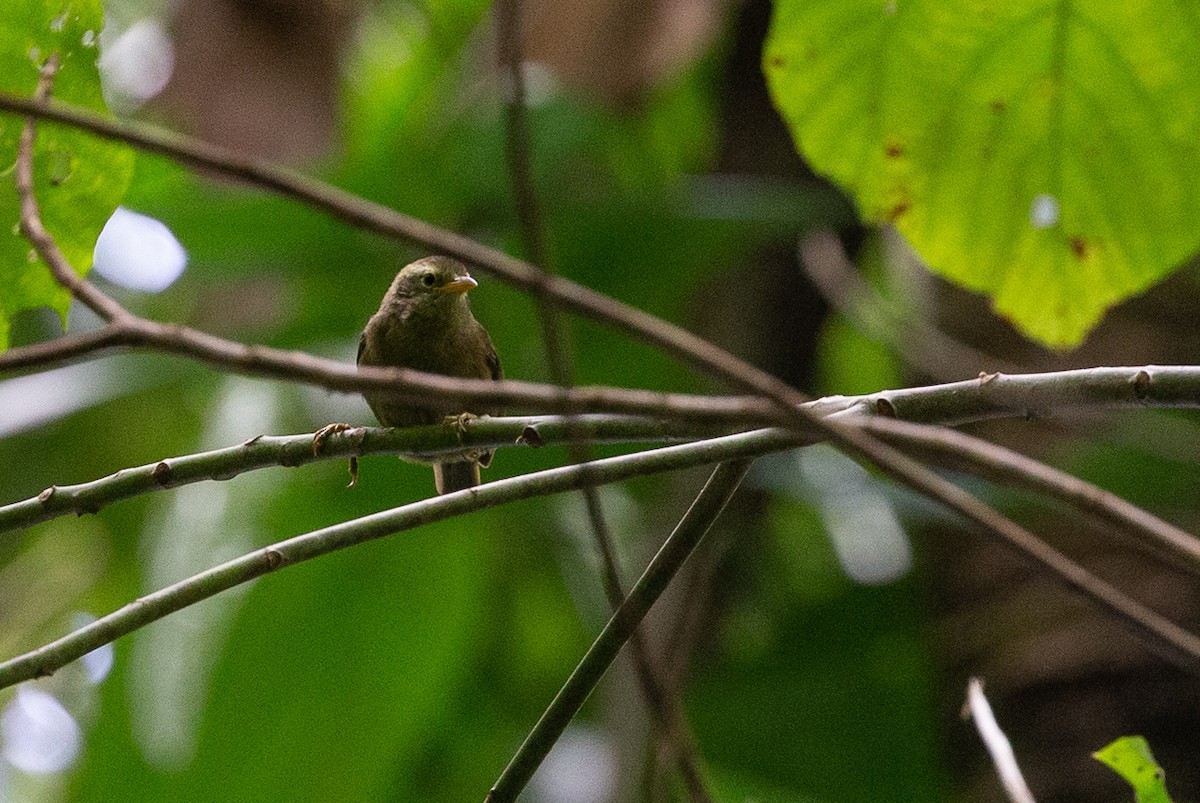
764,0,1200,347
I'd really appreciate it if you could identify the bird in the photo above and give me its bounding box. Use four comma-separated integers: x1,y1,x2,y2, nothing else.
356,255,503,494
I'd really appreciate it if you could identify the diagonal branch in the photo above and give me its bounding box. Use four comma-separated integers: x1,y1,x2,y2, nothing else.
0,92,801,394
485,460,753,803
866,418,1200,572
17,83,1200,675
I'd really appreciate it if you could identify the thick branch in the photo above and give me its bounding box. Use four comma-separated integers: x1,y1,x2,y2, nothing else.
0,414,720,535
0,438,780,689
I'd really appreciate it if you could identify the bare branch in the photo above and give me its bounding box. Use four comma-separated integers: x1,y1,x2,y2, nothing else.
799,228,1018,378
15,57,130,324
0,414,726,534
0,92,805,397
8,71,1200,703
0,442,771,689
486,460,753,803
866,418,1200,573
0,325,125,371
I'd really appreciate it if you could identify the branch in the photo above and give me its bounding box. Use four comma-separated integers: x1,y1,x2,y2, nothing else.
0,440,778,689
867,418,1200,573
0,325,125,371
0,92,805,398
8,67,1200,702
4,418,1200,719
0,414,708,534
800,229,1019,378
9,405,1200,584
493,3,710,797
485,460,753,803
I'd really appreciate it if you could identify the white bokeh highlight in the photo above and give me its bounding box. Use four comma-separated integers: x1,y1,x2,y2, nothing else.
98,19,174,109
0,687,81,774
529,724,616,803
1030,193,1060,229
93,207,187,293
72,613,115,685
799,445,913,586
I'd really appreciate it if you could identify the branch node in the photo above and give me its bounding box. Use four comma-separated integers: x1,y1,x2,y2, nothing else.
151,461,173,486
263,548,285,571
873,397,897,418
37,486,56,506
516,426,545,448
1133,369,1151,401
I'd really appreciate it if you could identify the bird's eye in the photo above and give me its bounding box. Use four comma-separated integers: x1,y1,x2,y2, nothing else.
421,273,436,287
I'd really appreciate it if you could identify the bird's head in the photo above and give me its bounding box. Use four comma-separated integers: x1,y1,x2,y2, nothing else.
391,256,478,304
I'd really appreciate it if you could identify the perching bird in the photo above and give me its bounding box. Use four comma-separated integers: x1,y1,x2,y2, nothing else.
357,256,502,494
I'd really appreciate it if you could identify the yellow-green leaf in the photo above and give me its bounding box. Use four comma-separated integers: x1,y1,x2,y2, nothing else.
764,1,1200,347
1094,736,1172,803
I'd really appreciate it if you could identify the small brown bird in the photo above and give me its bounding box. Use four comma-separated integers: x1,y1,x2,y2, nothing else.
357,256,503,494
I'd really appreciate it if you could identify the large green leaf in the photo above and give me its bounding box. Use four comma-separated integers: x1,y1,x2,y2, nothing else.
0,0,135,350
764,1,1200,347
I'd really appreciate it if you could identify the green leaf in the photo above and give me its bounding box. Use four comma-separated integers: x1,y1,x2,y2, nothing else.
1094,736,1172,803
0,0,135,350
764,1,1200,347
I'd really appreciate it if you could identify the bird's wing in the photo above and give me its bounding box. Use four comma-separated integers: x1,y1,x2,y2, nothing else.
480,327,503,381
356,331,367,365
486,341,502,381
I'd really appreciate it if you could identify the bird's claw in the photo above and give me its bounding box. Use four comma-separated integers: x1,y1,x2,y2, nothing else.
313,423,364,488
443,412,482,440
313,422,358,455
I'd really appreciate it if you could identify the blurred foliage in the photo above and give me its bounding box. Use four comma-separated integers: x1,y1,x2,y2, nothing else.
765,0,1200,348
0,1,970,801
0,0,134,350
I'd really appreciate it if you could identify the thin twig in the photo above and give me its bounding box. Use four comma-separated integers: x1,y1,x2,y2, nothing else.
0,325,125,371
16,57,129,324
799,228,1017,379
485,460,753,803
963,678,1037,803
493,2,710,796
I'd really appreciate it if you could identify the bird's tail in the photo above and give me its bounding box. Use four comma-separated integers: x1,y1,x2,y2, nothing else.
434,460,480,495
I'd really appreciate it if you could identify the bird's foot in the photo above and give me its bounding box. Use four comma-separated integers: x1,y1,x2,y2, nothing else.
312,422,362,455
443,412,484,440
313,423,365,488
442,413,492,466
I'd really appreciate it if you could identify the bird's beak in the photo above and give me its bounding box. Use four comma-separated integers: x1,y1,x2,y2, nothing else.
437,275,478,295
